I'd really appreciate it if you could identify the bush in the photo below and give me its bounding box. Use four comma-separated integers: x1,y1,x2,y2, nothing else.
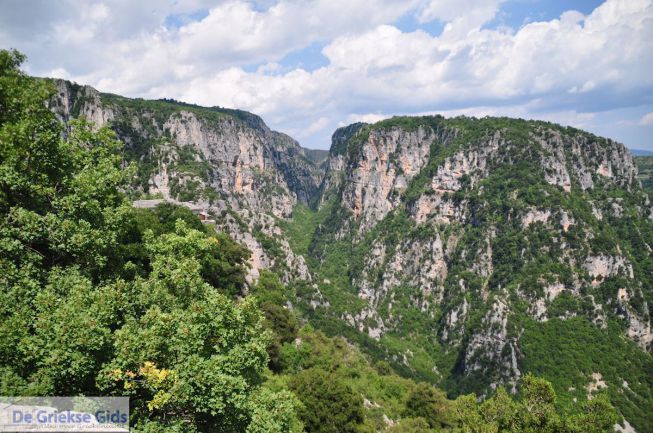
289,368,365,433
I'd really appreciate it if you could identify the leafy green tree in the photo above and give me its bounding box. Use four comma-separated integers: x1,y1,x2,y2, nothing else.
27,268,113,395
290,368,365,433
1,49,130,393
373,360,394,376
448,375,618,433
479,387,518,431
448,393,493,433
0,49,130,277
246,387,303,433
403,382,452,429
517,373,560,432
387,417,436,433
566,394,619,433
251,270,288,305
122,202,249,289
147,202,206,234
0,49,300,433
96,222,271,431
260,301,298,372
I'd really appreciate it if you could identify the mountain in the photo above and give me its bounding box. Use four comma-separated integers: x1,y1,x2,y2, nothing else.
292,116,653,430
636,156,653,193
302,148,329,165
46,80,653,431
48,79,322,283
631,148,653,156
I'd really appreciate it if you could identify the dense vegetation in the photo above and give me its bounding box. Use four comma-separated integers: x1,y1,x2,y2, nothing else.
281,115,653,430
0,49,301,432
0,49,625,432
635,156,653,193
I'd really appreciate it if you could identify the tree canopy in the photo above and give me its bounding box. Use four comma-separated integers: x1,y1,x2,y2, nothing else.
0,49,299,432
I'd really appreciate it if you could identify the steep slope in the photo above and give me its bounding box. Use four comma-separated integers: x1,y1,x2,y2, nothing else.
45,79,653,429
636,156,653,194
303,148,329,166
293,116,653,431
48,79,323,282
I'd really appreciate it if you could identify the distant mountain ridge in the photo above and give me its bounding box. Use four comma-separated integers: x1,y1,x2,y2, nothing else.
302,148,329,165
636,156,653,193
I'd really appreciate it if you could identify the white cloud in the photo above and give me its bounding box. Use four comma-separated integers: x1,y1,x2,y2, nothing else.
1,0,651,149
306,117,330,134
344,113,391,125
311,0,652,117
46,67,69,79
0,0,415,95
417,0,506,39
640,112,653,125
323,25,440,71
418,0,502,23
174,0,414,66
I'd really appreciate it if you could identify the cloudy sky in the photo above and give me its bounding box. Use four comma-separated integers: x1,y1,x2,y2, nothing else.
1,0,652,150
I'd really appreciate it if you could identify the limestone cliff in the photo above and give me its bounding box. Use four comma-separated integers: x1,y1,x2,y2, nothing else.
307,116,653,427
49,79,322,283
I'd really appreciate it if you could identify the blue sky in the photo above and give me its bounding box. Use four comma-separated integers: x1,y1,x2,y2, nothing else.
1,0,651,150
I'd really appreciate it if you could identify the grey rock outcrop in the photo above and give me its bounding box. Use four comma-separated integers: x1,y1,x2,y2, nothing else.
49,79,323,283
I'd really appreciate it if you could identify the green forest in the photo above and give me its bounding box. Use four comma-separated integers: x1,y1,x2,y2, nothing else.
0,49,626,432
635,156,653,194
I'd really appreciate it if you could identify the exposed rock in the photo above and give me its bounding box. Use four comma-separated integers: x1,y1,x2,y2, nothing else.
592,203,604,220
586,372,607,399
441,297,469,342
344,307,385,340
48,80,115,127
50,78,322,285
410,193,466,225
545,283,566,300
463,299,521,393
535,130,572,192
341,126,437,231
616,289,653,350
615,420,638,433
522,208,551,228
560,211,575,232
583,255,633,286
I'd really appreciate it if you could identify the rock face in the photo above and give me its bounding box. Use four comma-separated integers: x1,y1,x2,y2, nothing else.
49,79,322,283
311,115,653,424
463,299,521,394
340,127,433,225
322,123,455,234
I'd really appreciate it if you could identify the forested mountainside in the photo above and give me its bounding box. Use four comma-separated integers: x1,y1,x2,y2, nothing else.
48,77,323,284
296,116,653,430
636,156,653,194
0,47,649,432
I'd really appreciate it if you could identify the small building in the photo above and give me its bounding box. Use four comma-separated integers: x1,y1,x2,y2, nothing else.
198,211,216,224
